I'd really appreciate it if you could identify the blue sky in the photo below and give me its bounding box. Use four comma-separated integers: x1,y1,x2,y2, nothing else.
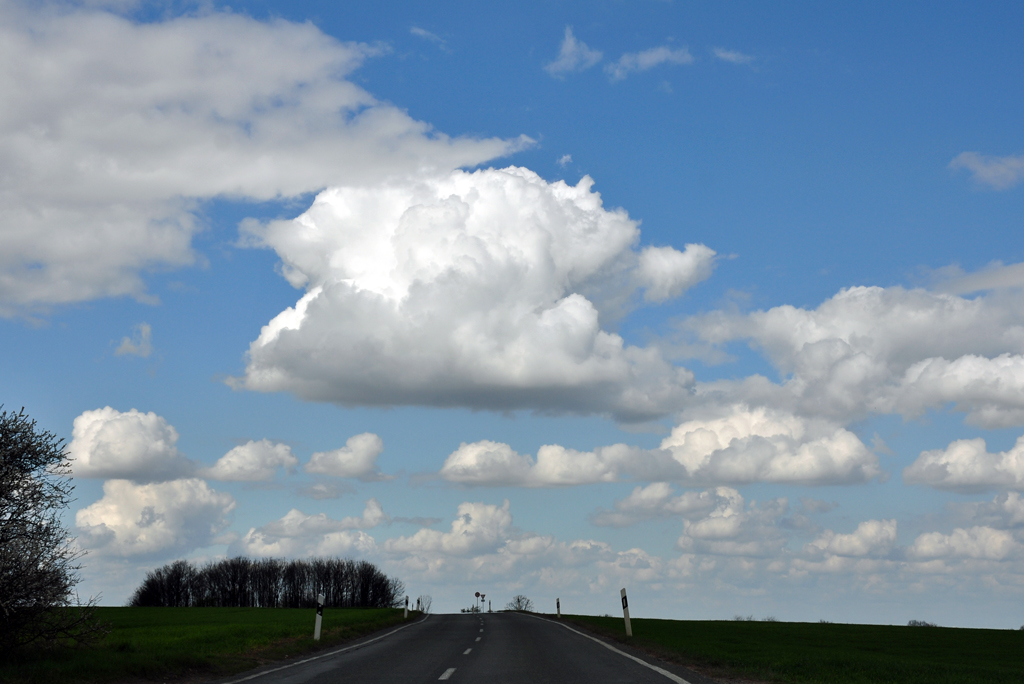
3,0,1024,627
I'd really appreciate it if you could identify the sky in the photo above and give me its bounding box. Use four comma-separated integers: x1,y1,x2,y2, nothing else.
2,0,1024,627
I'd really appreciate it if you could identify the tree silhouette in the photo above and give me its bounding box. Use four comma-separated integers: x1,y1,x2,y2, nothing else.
0,407,100,647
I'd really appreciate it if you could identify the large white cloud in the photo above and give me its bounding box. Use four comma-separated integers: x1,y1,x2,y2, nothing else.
201,439,299,482
232,499,387,557
69,407,197,482
0,3,523,314
685,285,1024,427
440,406,878,488
659,406,880,485
904,436,1024,492
234,166,715,420
305,433,388,480
75,478,235,557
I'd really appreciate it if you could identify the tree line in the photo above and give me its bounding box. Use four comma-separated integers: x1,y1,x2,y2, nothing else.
128,556,405,609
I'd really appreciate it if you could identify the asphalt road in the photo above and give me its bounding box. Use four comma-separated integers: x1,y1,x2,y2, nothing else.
220,612,716,684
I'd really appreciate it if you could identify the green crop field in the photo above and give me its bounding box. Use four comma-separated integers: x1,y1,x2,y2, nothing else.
562,614,1024,684
0,606,412,684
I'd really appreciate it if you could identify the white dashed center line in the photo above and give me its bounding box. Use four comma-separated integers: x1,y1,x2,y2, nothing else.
439,667,456,680
475,636,481,642
479,628,483,632
463,648,472,654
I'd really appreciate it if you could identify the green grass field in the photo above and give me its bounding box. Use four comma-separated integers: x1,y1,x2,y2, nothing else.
0,606,412,684
562,615,1024,684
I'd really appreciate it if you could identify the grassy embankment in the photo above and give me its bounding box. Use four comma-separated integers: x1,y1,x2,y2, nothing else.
1,606,412,684
562,614,1024,684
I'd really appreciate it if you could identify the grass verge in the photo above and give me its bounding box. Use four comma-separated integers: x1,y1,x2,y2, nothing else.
559,615,1024,684
0,607,413,684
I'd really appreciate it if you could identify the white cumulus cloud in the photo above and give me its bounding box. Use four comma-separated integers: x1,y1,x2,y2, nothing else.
606,46,694,81
439,406,877,488
233,499,387,557
234,166,714,421
385,500,512,557
908,526,1019,561
305,432,388,480
684,285,1024,427
69,407,197,482
75,478,235,557
0,4,523,314
904,436,1024,492
544,26,602,77
202,439,299,482
660,406,880,485
808,519,897,558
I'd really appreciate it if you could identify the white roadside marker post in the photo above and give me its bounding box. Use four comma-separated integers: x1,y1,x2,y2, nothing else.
620,588,632,637
314,593,325,641
404,595,409,619
557,598,561,618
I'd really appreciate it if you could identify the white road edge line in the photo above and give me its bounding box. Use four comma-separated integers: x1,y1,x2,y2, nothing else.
221,614,431,684
439,667,456,680
523,613,691,684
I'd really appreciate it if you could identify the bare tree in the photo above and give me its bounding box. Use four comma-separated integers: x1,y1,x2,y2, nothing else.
505,595,534,612
0,407,101,647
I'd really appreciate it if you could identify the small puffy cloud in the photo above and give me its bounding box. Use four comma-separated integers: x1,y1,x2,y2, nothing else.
949,152,1024,190
908,526,1019,561
115,322,153,357
675,488,789,557
684,285,1024,427
305,432,388,481
557,154,573,167
712,47,754,64
809,519,897,557
0,4,522,315
385,500,512,556
904,436,1024,492
69,407,196,482
974,491,1024,527
638,245,717,302
660,406,880,485
233,499,387,556
201,439,298,482
235,166,714,421
606,46,694,81
75,478,235,557
591,483,731,527
544,26,602,77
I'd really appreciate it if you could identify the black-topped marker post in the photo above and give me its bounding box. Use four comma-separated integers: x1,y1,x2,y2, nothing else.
620,588,632,637
556,597,561,618
314,593,325,640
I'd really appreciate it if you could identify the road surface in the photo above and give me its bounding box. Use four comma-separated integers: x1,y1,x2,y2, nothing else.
219,612,716,684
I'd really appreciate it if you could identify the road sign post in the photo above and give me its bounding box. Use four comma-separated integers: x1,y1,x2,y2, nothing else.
404,595,409,619
557,598,561,618
620,588,632,637
314,593,325,640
